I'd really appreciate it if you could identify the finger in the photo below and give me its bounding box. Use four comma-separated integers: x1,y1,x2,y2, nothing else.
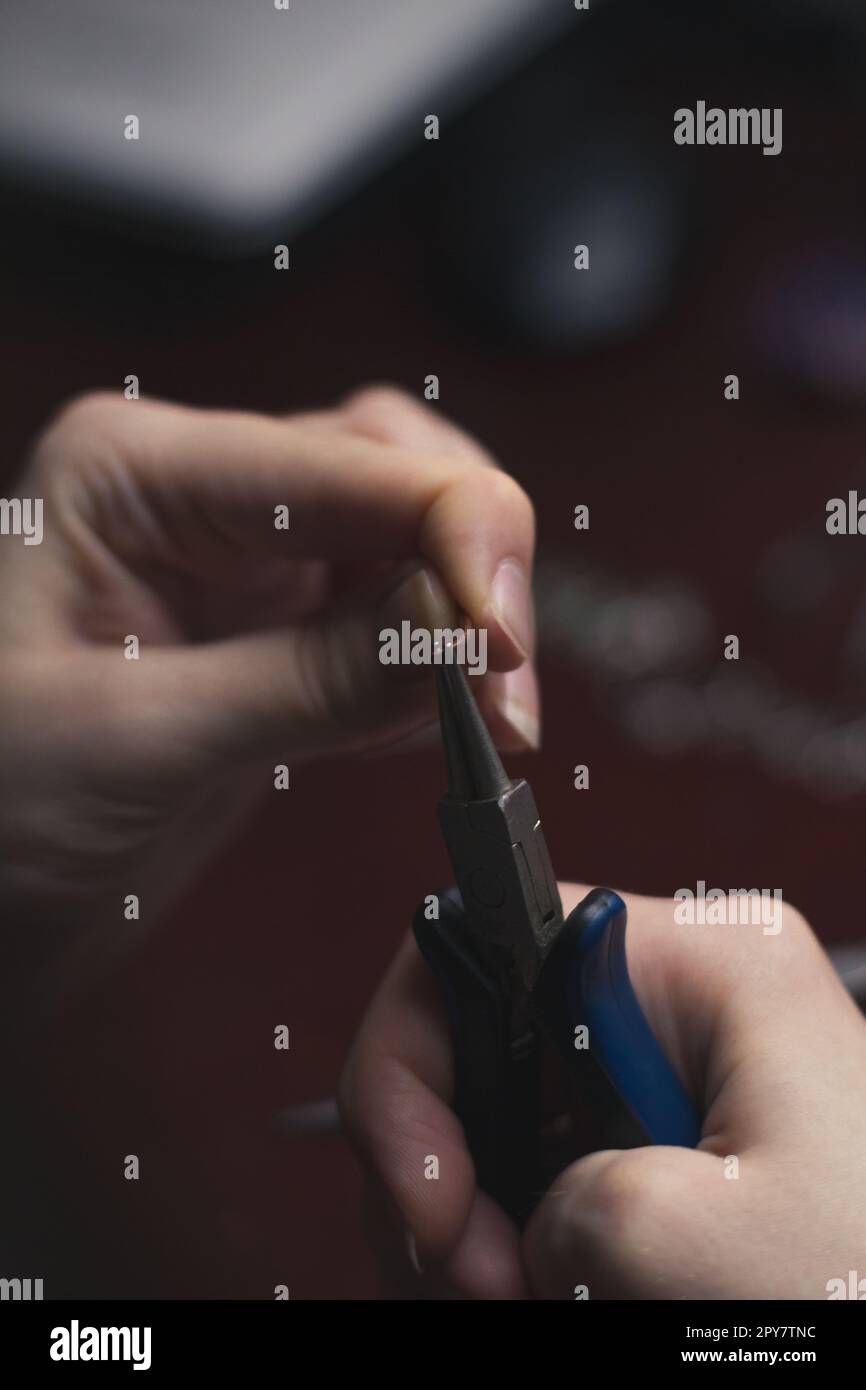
38,392,535,670
338,935,476,1265
618,891,866,1153
336,384,496,468
435,1188,530,1299
372,657,540,758
552,884,866,1155
154,562,536,759
523,1144,725,1300
339,931,526,1298
522,886,866,1299
361,379,545,748
360,1177,529,1300
280,385,491,465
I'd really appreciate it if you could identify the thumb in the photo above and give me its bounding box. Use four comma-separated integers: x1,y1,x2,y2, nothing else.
159,565,469,762
523,890,866,1301
523,1143,728,1300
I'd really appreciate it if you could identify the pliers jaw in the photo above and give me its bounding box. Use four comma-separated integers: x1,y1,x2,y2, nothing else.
436,780,562,994
416,664,701,1225
434,665,563,995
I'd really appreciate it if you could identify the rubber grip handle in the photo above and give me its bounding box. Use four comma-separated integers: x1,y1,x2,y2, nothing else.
536,888,701,1148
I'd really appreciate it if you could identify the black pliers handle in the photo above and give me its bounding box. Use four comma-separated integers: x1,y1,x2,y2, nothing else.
413,665,701,1224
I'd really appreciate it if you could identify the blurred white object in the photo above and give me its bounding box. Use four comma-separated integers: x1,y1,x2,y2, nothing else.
0,0,572,250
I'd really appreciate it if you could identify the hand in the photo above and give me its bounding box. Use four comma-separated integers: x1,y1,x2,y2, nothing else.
0,385,537,1020
339,884,866,1298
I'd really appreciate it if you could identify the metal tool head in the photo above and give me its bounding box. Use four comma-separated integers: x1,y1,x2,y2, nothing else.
436,663,511,801
434,663,563,993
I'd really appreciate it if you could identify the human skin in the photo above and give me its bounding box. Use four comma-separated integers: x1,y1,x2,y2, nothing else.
6,385,863,1303
339,884,866,1299
0,385,538,1026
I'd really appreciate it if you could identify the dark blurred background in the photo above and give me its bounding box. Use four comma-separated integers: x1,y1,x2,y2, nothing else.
5,0,866,1297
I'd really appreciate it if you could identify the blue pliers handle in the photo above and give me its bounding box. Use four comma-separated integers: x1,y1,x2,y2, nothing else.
416,663,701,1223
414,885,700,1221
535,886,701,1150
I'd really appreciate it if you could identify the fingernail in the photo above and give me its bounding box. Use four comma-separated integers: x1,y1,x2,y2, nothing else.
501,697,541,751
488,560,533,661
405,1229,423,1275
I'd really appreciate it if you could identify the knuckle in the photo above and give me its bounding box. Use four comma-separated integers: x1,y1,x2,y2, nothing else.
587,1150,679,1233
32,391,126,477
342,382,416,423
586,1152,647,1226
45,390,123,439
